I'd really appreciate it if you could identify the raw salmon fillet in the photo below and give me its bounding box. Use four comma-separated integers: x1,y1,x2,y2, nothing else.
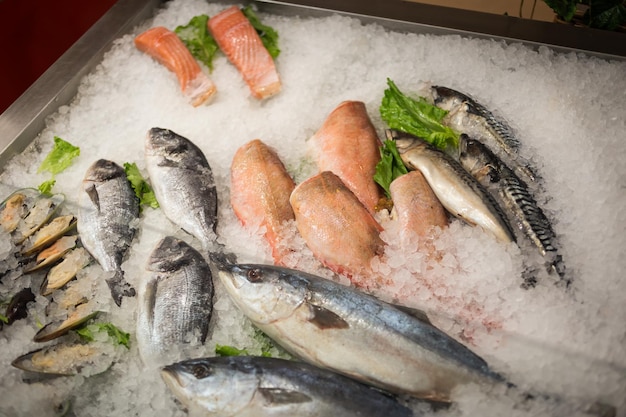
135,26,216,106
231,139,295,265
290,171,384,286
309,101,383,215
208,6,281,99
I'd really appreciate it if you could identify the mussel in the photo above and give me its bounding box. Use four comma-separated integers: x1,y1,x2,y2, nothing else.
34,304,100,343
24,235,77,274
40,247,91,296
22,215,77,256
0,189,65,244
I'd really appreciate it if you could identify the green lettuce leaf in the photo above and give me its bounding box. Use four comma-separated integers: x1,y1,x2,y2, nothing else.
38,137,80,175
215,344,250,356
38,179,56,195
544,0,578,21
123,162,159,209
76,322,130,349
374,140,409,198
380,78,459,151
587,0,626,30
242,6,280,59
175,14,219,71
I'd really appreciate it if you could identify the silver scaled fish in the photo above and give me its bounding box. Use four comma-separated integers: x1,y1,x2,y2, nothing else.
458,134,567,287
162,356,416,416
388,130,515,244
77,159,138,306
210,254,504,402
145,128,218,249
137,236,214,366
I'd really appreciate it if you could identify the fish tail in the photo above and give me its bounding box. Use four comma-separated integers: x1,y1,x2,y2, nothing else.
106,270,136,307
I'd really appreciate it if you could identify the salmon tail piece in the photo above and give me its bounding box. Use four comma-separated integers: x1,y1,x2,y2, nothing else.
135,26,217,106
208,6,281,100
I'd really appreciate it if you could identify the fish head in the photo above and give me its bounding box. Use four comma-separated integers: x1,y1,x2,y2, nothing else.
147,236,195,272
214,261,307,325
161,358,258,415
458,135,490,172
432,86,466,111
386,129,429,169
83,159,126,183
145,128,208,169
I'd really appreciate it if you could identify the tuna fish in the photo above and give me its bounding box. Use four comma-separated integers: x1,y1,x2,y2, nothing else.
145,128,218,249
137,236,213,366
77,159,138,306
210,256,504,402
162,356,415,417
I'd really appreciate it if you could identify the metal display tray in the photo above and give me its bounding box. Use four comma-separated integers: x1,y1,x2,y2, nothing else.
0,0,624,170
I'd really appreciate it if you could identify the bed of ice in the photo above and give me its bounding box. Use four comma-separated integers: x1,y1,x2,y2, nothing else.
0,0,625,416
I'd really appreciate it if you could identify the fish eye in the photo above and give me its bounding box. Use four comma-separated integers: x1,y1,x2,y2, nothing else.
246,269,263,283
191,363,213,379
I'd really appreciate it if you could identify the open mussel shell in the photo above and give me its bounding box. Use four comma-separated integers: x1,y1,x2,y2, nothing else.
24,235,77,274
5,190,66,244
22,215,77,256
12,341,114,377
40,247,91,296
34,307,100,343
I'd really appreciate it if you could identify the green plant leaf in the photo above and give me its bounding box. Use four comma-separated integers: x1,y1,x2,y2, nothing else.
544,0,578,20
38,137,80,175
215,344,250,356
373,140,408,198
38,179,56,195
587,0,626,29
242,6,280,59
175,14,219,71
124,162,159,209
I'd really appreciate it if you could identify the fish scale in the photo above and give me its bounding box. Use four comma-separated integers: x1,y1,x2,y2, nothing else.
459,135,567,286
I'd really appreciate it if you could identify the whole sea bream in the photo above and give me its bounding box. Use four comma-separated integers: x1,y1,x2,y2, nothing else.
145,128,218,249
77,159,138,306
136,236,213,366
210,255,504,402
388,130,515,243
161,356,415,416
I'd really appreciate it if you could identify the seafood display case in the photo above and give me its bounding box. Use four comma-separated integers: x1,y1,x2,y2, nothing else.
1,0,624,416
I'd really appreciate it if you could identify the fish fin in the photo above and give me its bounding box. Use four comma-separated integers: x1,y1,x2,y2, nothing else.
105,271,136,307
144,278,158,332
392,304,433,325
307,304,349,330
258,388,312,405
85,184,100,212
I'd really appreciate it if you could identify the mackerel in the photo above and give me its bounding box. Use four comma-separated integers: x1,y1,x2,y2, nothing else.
432,85,537,183
458,135,567,286
77,159,138,306
210,254,504,402
388,130,515,243
162,356,416,416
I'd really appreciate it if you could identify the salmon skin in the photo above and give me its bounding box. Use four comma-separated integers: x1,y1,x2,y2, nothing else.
309,101,383,215
208,6,281,99
230,139,296,265
289,171,384,286
458,135,567,287
135,26,217,106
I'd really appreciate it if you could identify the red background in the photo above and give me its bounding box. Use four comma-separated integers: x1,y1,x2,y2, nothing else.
0,0,119,114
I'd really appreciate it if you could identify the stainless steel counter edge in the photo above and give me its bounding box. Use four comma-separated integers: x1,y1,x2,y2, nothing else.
1,0,624,172
0,0,161,170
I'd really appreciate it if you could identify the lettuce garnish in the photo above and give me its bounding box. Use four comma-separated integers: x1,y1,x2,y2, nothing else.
37,136,80,194
76,322,131,349
374,140,409,199
380,78,459,151
242,6,280,59
123,162,159,210
175,14,219,71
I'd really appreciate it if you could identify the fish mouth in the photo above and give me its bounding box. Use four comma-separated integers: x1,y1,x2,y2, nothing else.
161,366,185,389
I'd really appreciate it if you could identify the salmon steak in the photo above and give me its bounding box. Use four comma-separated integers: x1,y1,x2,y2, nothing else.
309,101,383,215
208,6,281,99
290,171,384,286
135,26,217,106
231,139,296,265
